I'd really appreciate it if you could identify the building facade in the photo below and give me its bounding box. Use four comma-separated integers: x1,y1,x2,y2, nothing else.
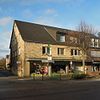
10,20,100,77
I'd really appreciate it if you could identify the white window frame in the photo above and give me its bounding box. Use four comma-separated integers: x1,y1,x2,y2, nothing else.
91,38,95,47
58,48,64,55
42,46,51,55
95,39,99,47
71,49,80,56
60,35,65,42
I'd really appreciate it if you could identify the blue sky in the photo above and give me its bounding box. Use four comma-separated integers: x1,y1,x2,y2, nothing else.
0,0,100,58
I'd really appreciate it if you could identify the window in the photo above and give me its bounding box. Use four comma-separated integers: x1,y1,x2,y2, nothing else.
77,50,80,55
60,34,65,42
58,48,64,55
91,38,95,47
75,49,77,55
42,46,50,55
56,32,66,42
95,39,99,47
71,49,74,55
91,38,99,47
71,49,80,56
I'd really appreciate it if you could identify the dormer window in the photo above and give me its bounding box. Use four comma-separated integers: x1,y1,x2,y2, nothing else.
60,34,65,42
56,31,66,42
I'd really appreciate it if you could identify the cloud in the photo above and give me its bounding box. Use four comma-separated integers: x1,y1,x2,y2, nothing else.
34,16,62,28
0,17,13,26
0,0,15,4
93,25,100,33
0,0,13,2
46,0,76,3
0,40,10,58
22,9,33,19
20,0,84,6
21,0,81,3
0,49,9,58
45,9,56,15
0,0,85,6
0,49,9,53
34,17,54,25
0,17,13,58
34,8,60,27
0,31,11,49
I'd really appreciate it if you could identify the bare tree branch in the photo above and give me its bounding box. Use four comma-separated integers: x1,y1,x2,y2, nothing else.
76,21,98,73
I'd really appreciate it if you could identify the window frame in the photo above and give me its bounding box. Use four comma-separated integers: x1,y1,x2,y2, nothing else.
56,32,66,42
71,49,80,56
42,46,51,55
58,48,64,55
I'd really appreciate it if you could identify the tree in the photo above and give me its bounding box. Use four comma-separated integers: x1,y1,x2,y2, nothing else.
76,21,97,73
0,58,6,70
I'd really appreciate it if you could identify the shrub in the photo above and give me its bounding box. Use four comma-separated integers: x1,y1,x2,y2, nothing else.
50,73,60,80
67,73,73,79
72,73,87,79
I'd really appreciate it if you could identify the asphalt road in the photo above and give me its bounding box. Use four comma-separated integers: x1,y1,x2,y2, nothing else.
0,79,100,100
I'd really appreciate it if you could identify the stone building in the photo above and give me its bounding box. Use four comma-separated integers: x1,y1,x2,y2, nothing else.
10,20,100,77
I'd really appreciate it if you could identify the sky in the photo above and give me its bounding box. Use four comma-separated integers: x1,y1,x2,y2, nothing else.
0,0,100,58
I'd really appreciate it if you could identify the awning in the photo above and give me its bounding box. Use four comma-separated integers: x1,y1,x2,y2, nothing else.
26,58,54,63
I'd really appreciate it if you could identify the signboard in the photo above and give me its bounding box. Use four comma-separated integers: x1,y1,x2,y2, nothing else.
42,60,54,63
47,56,52,61
42,60,48,63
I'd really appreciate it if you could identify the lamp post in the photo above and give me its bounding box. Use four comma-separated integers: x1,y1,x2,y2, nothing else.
47,55,52,77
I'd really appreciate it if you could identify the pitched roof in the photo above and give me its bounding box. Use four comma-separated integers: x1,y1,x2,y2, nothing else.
15,20,78,45
14,20,98,45
15,20,57,44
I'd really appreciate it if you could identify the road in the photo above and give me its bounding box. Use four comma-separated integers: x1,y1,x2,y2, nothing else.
0,79,100,100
